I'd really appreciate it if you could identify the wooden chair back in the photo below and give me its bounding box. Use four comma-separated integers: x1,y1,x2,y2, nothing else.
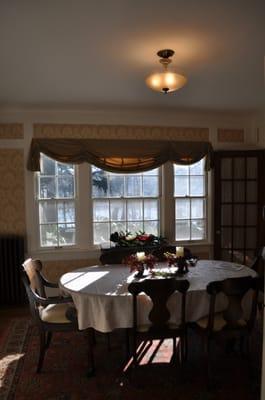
206,276,259,332
22,258,46,297
250,247,265,290
128,278,189,332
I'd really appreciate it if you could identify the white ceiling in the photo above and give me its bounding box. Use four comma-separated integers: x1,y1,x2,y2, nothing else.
0,0,264,112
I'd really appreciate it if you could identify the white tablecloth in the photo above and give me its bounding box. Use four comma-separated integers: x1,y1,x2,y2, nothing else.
59,260,256,332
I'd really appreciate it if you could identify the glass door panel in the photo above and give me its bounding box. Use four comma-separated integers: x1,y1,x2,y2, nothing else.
214,151,264,265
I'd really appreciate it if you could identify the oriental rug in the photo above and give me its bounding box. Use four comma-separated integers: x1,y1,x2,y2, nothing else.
0,318,262,400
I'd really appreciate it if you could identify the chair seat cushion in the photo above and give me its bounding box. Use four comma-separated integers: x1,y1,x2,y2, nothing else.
196,313,247,332
39,303,73,324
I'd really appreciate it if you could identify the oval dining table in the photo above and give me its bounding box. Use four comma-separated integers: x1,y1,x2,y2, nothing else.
59,260,256,333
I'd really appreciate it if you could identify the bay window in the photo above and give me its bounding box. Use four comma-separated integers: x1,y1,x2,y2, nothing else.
35,154,208,249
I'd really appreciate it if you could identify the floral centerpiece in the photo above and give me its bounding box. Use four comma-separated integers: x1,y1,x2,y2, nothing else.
124,252,157,277
110,231,166,248
164,246,189,274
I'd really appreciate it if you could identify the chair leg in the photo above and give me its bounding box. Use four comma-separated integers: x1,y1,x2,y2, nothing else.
87,328,95,377
180,333,187,364
172,337,177,364
46,332,52,349
125,328,130,360
37,329,46,373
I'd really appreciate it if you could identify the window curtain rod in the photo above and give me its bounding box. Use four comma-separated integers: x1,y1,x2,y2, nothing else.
27,138,214,173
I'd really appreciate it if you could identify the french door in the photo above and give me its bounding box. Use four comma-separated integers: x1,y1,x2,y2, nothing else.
214,150,265,265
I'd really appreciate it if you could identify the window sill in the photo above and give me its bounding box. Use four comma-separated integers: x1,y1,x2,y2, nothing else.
30,246,101,261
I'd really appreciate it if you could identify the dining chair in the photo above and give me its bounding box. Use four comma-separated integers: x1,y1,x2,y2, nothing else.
191,275,260,384
127,278,190,374
250,247,265,310
21,258,95,375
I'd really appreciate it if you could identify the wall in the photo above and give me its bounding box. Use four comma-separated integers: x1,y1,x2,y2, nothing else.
0,106,264,281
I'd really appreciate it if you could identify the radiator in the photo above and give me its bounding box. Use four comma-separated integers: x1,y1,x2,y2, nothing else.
0,235,26,305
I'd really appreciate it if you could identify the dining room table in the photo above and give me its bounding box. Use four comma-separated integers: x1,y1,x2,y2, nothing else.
59,260,257,333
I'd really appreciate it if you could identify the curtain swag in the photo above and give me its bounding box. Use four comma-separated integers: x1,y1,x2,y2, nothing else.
27,138,214,173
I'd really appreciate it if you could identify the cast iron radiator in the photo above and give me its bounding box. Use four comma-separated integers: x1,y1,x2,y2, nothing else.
0,235,26,305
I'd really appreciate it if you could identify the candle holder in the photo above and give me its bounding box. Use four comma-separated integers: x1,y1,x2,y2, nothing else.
124,253,157,278
176,256,189,274
164,252,189,275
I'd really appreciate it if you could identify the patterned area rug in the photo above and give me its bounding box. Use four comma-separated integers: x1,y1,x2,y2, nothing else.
0,318,262,400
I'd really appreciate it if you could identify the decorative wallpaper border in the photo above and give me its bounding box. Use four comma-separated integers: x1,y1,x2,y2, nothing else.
0,124,24,139
217,129,244,143
34,124,209,141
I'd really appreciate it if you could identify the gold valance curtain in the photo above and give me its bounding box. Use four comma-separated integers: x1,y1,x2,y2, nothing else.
27,138,214,172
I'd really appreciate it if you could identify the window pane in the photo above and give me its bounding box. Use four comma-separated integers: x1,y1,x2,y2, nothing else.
190,176,204,196
191,199,204,219
127,221,143,232
143,221,158,236
109,175,124,197
175,199,190,219
58,176,74,198
110,222,126,234
58,201,75,223
143,176,158,196
58,224,75,245
190,159,204,175
93,200,109,221
233,204,245,226
40,155,55,175
144,199,158,220
143,168,159,176
93,223,110,244
174,164,189,175
92,169,108,197
246,182,257,202
247,157,257,179
40,224,58,246
221,204,232,225
110,200,125,221
174,176,189,196
127,200,143,221
234,158,245,179
125,176,141,197
175,220,190,241
39,177,56,199
191,220,205,240
234,181,245,202
57,163,74,176
221,158,232,179
39,201,57,223
221,181,232,202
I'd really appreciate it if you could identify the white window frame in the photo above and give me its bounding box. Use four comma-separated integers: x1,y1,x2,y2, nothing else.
90,166,162,246
35,156,77,249
172,160,209,245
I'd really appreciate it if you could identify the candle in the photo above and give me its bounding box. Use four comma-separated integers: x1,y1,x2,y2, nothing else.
136,252,146,261
176,247,184,257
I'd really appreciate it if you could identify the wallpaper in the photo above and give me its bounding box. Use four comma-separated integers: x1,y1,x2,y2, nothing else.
0,123,24,139
217,129,244,142
0,149,25,235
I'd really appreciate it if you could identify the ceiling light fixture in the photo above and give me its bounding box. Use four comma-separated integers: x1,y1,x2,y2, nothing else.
145,49,187,94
